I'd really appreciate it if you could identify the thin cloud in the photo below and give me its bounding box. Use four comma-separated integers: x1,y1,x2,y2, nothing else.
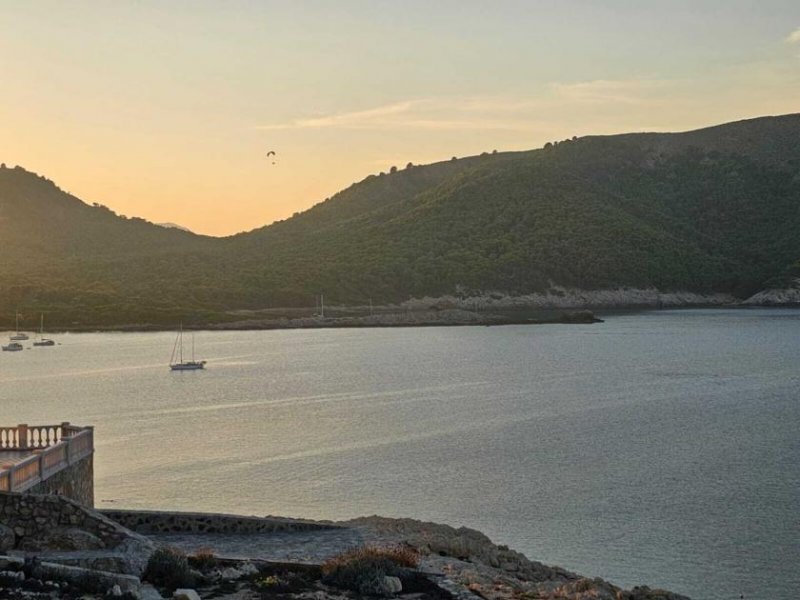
256,97,548,132
259,100,418,130
550,79,669,105
255,85,676,134
786,27,800,44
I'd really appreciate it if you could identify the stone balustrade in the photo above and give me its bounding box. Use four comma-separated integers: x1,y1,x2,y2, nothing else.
0,423,94,500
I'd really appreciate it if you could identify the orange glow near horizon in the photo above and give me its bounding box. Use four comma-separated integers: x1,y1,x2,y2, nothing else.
2,2,799,236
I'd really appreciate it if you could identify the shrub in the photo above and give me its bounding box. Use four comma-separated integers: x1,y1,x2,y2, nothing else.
188,546,218,572
142,547,196,591
321,545,420,595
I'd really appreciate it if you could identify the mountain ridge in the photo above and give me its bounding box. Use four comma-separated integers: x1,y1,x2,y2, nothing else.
1,113,799,325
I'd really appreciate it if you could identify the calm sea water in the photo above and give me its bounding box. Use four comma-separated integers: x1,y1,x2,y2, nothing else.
1,309,798,600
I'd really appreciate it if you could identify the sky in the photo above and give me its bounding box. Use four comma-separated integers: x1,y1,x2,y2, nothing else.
2,1,799,236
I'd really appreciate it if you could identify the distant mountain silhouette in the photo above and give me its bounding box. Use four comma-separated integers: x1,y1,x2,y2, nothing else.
156,222,194,233
1,113,799,326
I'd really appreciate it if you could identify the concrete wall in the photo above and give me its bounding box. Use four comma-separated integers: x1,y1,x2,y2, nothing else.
26,454,94,508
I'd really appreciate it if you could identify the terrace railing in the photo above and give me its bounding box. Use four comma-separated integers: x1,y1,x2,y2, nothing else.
0,423,93,493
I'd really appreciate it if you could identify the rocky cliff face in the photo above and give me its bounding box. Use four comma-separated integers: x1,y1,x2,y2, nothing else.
743,279,800,305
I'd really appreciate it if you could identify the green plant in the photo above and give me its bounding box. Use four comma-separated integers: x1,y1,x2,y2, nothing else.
321,545,419,595
142,547,196,592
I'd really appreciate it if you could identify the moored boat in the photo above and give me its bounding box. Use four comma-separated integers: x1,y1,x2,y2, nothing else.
32,314,55,347
9,313,28,341
169,323,206,371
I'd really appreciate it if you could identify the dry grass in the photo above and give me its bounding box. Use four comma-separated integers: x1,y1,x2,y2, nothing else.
322,544,420,575
321,544,420,595
189,546,218,571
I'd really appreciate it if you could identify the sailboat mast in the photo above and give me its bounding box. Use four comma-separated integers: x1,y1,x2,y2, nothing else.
179,323,183,363
321,294,324,318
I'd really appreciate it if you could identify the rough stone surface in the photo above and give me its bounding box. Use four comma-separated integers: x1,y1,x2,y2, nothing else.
23,454,94,507
382,575,403,595
101,509,340,535
0,491,154,574
0,523,15,552
401,288,735,311
148,527,373,563
345,516,575,583
18,527,105,551
30,559,142,592
139,583,166,600
743,280,800,305
173,589,201,600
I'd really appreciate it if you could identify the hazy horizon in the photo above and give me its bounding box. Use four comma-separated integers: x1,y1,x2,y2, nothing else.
3,1,800,236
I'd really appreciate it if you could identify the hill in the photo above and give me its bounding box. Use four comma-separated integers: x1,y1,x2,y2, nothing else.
1,113,799,326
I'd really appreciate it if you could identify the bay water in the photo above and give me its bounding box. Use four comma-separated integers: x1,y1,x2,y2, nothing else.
0,308,798,599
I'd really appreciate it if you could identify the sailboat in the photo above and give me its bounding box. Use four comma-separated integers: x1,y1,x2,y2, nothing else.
32,314,55,347
1,342,23,352
9,313,29,341
169,324,206,371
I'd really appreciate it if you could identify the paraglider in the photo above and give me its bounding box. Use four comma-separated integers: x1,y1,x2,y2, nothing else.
266,150,276,157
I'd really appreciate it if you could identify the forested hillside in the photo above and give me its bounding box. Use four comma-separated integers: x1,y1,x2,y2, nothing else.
1,113,798,327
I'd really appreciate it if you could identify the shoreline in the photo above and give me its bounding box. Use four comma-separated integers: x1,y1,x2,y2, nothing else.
3,300,798,335
97,508,691,600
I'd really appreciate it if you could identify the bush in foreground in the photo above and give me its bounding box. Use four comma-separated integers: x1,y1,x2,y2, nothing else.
322,545,420,595
142,547,196,591
188,546,219,572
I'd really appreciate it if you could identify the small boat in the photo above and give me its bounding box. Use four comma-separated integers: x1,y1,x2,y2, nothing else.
2,342,23,352
9,313,28,341
32,314,55,347
170,323,206,371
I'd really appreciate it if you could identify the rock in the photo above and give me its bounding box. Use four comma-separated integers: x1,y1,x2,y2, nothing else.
381,576,402,595
173,589,201,600
0,556,24,570
30,561,140,593
138,584,165,600
114,536,156,576
109,584,123,596
237,562,258,576
0,525,15,552
219,567,242,580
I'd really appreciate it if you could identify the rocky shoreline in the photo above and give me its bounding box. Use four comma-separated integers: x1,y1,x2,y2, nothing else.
7,284,798,333
0,501,692,600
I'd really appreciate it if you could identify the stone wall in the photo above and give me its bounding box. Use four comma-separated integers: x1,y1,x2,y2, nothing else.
25,454,94,508
0,491,133,551
101,509,340,535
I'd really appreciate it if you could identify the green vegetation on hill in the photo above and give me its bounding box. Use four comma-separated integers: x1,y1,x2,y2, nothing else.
1,113,799,327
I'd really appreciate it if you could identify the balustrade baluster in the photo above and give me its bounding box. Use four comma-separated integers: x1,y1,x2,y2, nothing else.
17,424,28,449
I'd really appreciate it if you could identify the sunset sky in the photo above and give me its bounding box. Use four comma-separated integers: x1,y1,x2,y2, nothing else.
2,1,799,236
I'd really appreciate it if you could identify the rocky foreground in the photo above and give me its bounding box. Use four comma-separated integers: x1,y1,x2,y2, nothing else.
0,503,691,600
345,517,689,600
